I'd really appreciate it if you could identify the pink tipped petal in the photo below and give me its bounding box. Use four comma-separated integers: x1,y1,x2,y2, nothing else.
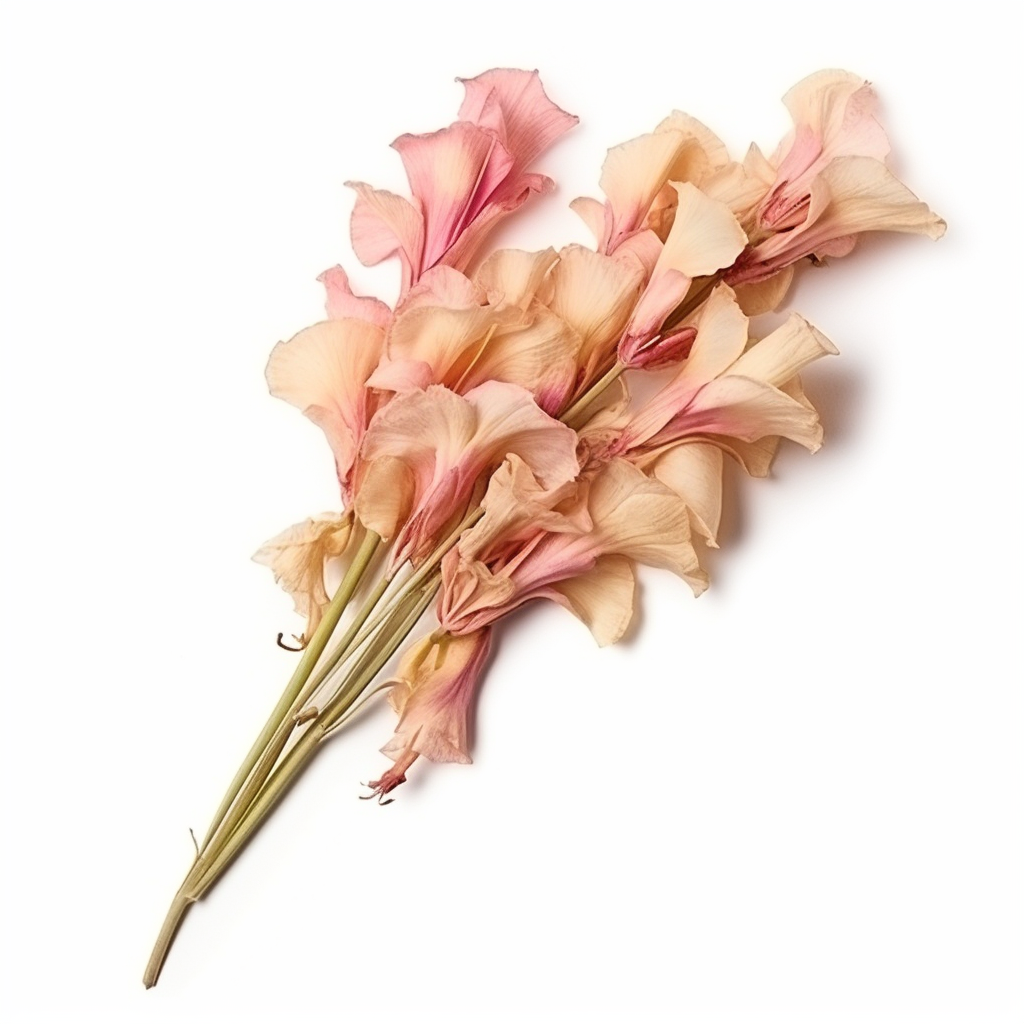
357,383,579,569
677,375,824,451
599,130,694,251
393,122,514,268
317,265,392,328
735,157,945,283
458,68,578,174
382,629,493,764
462,381,581,488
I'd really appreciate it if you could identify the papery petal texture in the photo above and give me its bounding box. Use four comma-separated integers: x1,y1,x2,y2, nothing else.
252,512,359,639
356,382,580,569
382,628,493,764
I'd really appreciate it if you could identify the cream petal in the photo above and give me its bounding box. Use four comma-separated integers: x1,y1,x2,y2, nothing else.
655,182,747,280
546,555,635,646
728,314,838,387
397,265,486,312
812,156,947,242
252,511,358,638
599,129,691,251
569,195,612,249
354,456,416,541
676,284,750,386
382,304,516,389
461,453,590,561
649,442,723,546
346,181,425,295
544,244,643,384
654,111,731,177
473,247,558,309
317,265,392,328
586,459,707,593
732,266,795,316
457,306,581,413
265,318,385,496
714,435,781,478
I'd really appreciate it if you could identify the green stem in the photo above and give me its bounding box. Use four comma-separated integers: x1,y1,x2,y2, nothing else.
561,361,626,427
186,580,440,902
198,530,381,854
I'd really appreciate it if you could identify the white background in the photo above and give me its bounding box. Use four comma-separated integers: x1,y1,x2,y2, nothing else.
1,2,1020,1022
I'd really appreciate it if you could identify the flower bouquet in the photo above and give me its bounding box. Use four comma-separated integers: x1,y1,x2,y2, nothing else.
144,67,944,987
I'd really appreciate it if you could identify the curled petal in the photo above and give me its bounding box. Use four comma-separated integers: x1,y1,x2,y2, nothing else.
648,443,723,547
728,314,839,388
545,245,644,385
546,555,635,647
265,318,385,499
473,247,558,309
393,122,514,269
318,265,392,328
382,629,493,764
346,182,425,295
357,382,580,568
458,68,578,175
252,512,358,637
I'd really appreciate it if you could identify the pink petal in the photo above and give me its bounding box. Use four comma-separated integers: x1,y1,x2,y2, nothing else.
346,181,425,295
393,122,514,268
317,265,392,329
458,68,578,175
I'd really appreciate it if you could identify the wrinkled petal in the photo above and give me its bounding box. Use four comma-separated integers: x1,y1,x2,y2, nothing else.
382,628,492,764
458,68,578,174
648,442,723,546
357,383,580,568
546,555,635,646
393,122,514,269
473,247,558,309
252,512,358,638
397,265,487,312
544,245,644,387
